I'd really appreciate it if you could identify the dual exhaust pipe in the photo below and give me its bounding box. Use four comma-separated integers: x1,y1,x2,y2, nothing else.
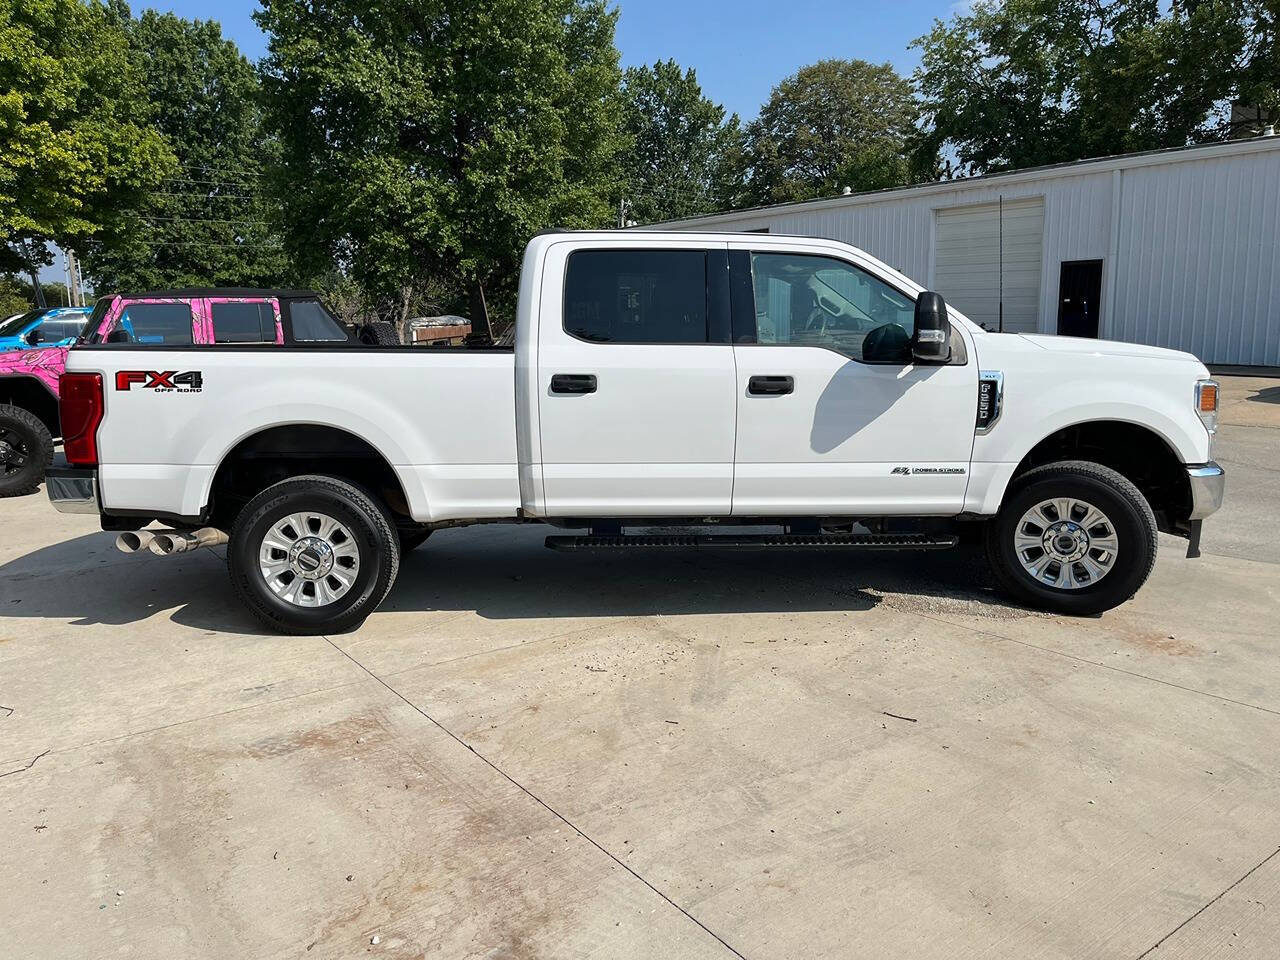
115,527,229,557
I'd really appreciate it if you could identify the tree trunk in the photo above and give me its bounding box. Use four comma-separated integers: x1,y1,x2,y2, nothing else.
468,279,491,342
28,267,47,308
398,282,414,344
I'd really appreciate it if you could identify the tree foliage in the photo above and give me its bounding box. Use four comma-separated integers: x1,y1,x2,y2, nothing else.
743,59,919,204
912,0,1278,176
255,0,626,329
0,0,173,301
619,59,745,223
80,8,289,291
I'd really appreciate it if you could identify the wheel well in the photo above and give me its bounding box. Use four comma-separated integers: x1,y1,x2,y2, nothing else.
208,424,411,531
1011,421,1191,532
0,377,59,436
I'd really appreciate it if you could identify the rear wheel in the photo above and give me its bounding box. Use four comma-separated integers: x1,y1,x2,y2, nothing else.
228,475,400,635
0,404,54,498
985,460,1157,615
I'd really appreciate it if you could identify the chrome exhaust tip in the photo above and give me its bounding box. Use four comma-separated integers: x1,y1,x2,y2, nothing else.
115,530,155,554
148,527,229,557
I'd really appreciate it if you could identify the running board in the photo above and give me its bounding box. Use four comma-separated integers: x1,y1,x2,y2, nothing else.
545,533,958,552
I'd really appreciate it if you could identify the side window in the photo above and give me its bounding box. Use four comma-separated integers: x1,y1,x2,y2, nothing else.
115,302,194,345
289,300,348,342
212,301,276,343
564,249,708,344
750,253,916,362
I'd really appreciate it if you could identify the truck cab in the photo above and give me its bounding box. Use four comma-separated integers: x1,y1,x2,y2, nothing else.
48,233,1225,633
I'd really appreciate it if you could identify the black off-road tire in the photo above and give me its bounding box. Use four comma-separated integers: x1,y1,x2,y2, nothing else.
985,460,1158,616
357,320,401,346
398,526,433,552
0,404,54,498
228,475,401,635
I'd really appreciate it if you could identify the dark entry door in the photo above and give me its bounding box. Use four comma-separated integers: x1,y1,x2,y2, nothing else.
1057,260,1103,338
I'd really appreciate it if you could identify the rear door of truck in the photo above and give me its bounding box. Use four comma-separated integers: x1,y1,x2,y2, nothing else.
534,237,737,516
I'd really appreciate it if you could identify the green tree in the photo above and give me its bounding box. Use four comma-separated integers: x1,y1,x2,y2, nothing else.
80,9,288,291
743,59,919,204
255,0,626,333
0,0,173,305
1232,0,1280,135
619,59,745,224
912,0,1268,176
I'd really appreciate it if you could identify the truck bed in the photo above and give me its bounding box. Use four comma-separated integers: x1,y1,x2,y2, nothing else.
65,344,519,522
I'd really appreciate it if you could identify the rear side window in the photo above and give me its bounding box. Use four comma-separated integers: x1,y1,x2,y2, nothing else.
564,249,708,344
116,302,194,344
212,301,276,343
289,300,348,341
37,319,86,342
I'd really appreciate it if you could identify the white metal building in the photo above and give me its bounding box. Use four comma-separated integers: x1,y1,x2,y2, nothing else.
658,136,1280,366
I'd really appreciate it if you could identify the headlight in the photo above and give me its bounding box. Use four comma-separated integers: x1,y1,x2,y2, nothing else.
1195,379,1219,438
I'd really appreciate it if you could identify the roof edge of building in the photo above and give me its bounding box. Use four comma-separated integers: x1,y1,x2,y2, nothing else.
646,135,1280,229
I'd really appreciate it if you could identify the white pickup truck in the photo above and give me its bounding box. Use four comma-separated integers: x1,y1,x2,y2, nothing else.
47,231,1224,633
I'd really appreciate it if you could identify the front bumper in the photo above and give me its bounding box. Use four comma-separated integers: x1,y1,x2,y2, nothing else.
1187,461,1225,520
45,463,99,515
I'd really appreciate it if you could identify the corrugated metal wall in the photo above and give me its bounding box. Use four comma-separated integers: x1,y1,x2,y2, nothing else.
670,140,1280,366
1110,149,1280,365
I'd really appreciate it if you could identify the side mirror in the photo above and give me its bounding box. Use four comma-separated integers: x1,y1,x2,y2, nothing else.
23,328,42,346
105,328,131,344
913,291,951,363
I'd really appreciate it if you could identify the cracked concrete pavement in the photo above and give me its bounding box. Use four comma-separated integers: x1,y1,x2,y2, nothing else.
1,373,1277,959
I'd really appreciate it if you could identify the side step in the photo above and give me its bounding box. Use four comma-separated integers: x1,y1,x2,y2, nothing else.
545,533,958,552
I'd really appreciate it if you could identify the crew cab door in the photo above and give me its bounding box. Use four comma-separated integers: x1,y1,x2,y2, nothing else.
729,243,978,515
535,239,737,516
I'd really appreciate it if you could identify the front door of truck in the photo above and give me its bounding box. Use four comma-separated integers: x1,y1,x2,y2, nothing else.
535,240,737,516
729,244,978,516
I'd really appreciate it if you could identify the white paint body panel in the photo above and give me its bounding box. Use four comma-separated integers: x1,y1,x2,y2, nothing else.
77,350,518,521
69,231,1214,527
531,237,737,516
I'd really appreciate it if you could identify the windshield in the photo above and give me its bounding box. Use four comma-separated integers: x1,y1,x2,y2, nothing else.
0,310,41,337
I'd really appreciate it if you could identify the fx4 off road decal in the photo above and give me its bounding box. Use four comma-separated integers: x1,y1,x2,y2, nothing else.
115,370,204,393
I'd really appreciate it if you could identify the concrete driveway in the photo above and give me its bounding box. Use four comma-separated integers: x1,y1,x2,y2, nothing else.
2,376,1278,959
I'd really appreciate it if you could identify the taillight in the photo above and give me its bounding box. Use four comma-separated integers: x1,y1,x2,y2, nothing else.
60,373,104,466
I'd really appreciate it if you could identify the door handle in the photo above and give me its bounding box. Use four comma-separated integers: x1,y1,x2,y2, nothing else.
550,373,597,394
748,375,793,396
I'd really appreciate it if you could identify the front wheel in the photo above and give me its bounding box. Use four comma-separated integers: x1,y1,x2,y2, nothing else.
985,460,1158,615
228,475,401,635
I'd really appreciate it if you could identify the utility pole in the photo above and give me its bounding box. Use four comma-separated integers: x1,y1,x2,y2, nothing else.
64,248,84,306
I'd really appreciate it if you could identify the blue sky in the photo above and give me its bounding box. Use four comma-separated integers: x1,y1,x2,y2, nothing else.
139,0,957,120
42,0,961,285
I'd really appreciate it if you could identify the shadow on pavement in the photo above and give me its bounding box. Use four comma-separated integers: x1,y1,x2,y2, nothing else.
1247,385,1280,405
0,524,1014,635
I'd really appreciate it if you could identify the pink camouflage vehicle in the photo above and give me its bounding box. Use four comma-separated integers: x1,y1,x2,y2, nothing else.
0,288,361,497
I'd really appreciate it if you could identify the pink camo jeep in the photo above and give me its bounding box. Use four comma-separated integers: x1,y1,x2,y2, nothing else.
0,288,353,497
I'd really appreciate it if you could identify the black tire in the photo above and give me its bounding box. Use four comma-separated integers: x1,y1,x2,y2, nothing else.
227,475,401,635
0,404,54,498
398,526,433,552
357,320,401,346
985,460,1158,615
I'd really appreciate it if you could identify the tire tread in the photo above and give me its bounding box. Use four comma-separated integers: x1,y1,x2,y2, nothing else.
985,459,1158,614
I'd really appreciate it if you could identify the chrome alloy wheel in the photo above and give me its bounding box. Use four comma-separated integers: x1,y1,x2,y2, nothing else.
1013,497,1119,590
258,511,360,607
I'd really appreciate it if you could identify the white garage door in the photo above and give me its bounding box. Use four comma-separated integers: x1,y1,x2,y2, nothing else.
934,197,1044,333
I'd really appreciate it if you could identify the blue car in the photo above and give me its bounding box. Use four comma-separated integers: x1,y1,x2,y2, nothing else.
0,306,93,351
